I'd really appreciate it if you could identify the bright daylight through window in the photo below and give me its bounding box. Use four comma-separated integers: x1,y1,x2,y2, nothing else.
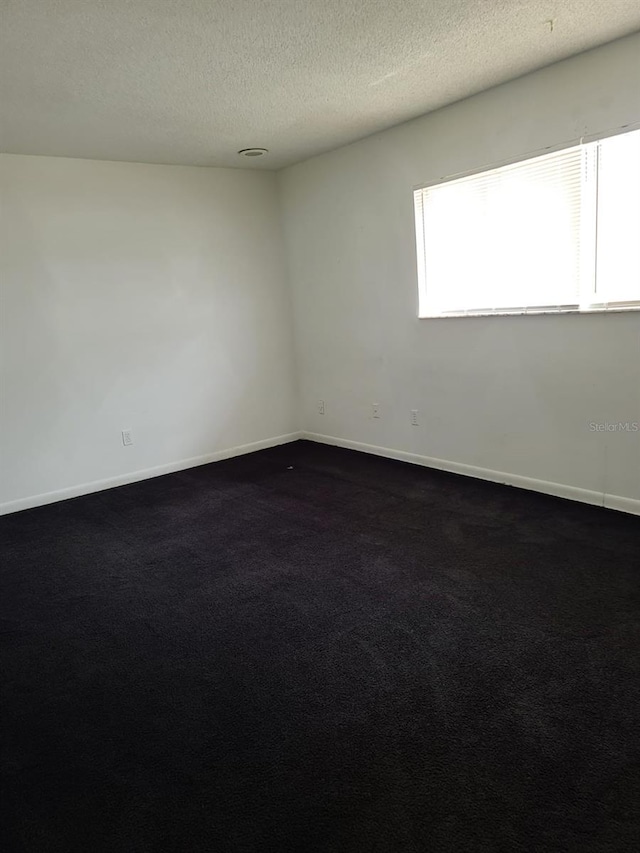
414,128,640,317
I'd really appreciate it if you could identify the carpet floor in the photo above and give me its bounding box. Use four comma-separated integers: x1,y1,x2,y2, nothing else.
1,440,639,852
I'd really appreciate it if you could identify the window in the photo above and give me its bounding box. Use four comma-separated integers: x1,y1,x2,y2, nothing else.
414,128,640,317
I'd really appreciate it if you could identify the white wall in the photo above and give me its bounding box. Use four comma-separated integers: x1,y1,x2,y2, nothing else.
279,33,640,512
0,155,297,511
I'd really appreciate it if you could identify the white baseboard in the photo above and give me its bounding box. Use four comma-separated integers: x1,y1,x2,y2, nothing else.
4,430,638,519
604,494,640,516
303,432,640,517
0,432,302,517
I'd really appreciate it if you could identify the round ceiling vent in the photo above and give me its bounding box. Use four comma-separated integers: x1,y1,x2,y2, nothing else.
238,148,268,158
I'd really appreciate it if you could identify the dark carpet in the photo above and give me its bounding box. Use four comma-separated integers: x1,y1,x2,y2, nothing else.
1,440,639,853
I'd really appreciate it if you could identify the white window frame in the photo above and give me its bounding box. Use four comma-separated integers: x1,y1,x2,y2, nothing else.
414,126,640,319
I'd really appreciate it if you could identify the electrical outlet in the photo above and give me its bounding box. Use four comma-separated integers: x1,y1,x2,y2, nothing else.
410,410,419,426
318,400,325,415
372,404,380,419
121,429,133,446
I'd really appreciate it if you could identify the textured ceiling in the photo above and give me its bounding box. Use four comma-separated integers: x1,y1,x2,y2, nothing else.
1,1,639,169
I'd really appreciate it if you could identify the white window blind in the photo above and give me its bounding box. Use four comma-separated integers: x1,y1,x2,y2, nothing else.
414,128,640,318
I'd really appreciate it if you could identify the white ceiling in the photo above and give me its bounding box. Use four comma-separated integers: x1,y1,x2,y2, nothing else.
1,1,639,170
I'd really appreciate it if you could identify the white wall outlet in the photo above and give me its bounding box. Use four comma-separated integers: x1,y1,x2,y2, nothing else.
411,410,419,426
318,400,325,415
121,429,133,446
372,404,381,419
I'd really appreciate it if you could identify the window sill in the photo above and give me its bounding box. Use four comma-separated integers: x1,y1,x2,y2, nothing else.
419,305,640,319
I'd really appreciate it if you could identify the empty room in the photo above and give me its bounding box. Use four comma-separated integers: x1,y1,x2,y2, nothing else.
1,2,640,851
